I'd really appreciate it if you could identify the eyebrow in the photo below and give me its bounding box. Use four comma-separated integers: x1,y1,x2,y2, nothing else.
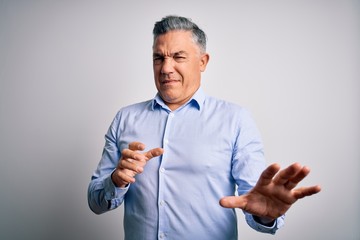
173,51,187,56
153,51,188,57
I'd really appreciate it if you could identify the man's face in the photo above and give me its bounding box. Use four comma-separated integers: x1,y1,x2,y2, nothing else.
152,30,209,110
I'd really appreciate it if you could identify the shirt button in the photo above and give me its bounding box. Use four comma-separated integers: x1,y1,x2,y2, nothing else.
164,139,169,145
159,233,165,238
160,167,166,173
169,113,174,118
160,200,165,206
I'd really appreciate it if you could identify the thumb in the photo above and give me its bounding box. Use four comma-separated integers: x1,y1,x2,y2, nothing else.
219,196,247,209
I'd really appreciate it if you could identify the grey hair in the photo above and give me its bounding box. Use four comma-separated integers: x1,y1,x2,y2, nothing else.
153,15,207,53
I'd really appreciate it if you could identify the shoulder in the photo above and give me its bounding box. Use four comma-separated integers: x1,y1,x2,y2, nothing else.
118,99,152,113
203,95,257,127
111,99,153,122
204,95,249,115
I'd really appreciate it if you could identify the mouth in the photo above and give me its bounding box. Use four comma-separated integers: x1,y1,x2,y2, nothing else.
161,79,180,86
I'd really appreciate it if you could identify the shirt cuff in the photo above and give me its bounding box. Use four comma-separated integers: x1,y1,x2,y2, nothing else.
104,172,129,209
245,213,285,235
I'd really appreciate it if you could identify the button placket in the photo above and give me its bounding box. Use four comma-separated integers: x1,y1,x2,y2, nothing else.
158,112,174,237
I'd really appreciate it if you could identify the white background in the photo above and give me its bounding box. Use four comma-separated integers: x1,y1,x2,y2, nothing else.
0,1,359,239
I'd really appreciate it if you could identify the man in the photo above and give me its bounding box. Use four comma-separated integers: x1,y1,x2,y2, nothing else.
88,15,321,239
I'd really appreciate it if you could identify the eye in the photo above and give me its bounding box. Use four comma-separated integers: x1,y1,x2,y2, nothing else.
153,56,164,65
173,55,186,62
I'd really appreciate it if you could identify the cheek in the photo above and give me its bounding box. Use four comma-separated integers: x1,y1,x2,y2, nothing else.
175,65,188,80
153,65,159,75
182,65,200,83
153,67,161,80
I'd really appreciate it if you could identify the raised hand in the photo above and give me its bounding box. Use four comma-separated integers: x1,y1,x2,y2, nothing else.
220,163,321,220
111,142,164,188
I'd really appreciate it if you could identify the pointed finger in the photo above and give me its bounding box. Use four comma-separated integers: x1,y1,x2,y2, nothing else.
144,148,164,160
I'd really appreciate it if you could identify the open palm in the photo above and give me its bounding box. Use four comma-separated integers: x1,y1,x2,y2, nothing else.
220,163,321,220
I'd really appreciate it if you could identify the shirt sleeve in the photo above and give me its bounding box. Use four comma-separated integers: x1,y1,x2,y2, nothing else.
245,213,285,234
87,112,129,214
232,108,285,234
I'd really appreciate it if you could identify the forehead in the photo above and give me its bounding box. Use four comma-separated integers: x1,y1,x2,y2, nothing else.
153,30,199,53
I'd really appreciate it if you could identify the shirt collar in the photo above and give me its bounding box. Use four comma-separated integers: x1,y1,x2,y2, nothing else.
151,87,205,111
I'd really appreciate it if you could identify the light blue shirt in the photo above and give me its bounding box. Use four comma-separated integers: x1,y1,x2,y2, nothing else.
88,88,284,239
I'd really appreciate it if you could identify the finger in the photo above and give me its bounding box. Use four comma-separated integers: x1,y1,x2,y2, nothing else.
284,180,298,190
122,149,146,162
293,185,322,199
144,148,164,160
273,162,302,185
128,142,146,151
256,163,281,186
219,196,247,209
290,166,311,183
284,166,311,190
112,169,136,187
119,158,144,173
119,170,136,183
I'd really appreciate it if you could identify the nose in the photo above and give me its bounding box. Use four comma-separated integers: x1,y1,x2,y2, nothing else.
160,57,174,74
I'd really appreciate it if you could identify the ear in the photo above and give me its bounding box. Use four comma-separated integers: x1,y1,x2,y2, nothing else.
199,53,210,72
